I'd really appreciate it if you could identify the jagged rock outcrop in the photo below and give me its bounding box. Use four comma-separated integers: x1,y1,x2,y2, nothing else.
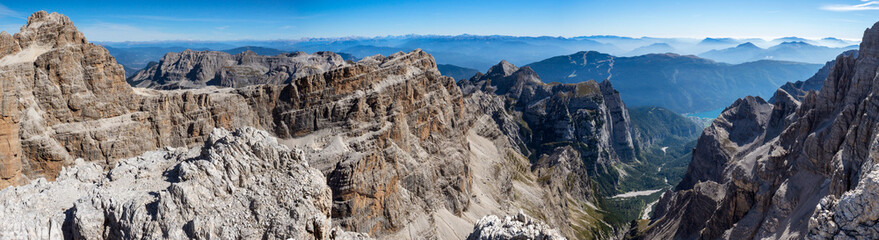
0,11,471,238
0,127,370,239
128,49,348,89
459,60,638,195
466,210,567,240
638,21,879,240
458,90,604,239
456,60,678,238
675,96,774,191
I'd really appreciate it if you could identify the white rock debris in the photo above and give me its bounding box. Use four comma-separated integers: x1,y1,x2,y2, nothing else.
467,210,567,240
0,127,371,240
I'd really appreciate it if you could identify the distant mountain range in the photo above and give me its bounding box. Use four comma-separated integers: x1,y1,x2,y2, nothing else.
524,51,822,113
625,43,676,56
105,36,845,114
699,41,858,64
108,39,835,114
98,35,859,71
112,45,832,113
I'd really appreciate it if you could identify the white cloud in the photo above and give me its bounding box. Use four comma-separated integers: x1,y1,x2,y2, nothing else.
78,22,187,42
215,26,229,30
0,3,23,19
822,1,879,11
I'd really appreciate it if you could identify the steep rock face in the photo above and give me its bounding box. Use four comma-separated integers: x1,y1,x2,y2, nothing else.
459,60,638,195
0,128,370,240
128,49,348,89
675,96,774,191
639,21,879,240
268,50,471,236
0,11,138,187
457,90,598,239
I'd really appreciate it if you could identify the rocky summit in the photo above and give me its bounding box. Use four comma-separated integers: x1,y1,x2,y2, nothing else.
635,21,879,240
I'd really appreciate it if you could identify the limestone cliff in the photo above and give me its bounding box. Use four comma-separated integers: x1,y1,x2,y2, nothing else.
638,21,879,240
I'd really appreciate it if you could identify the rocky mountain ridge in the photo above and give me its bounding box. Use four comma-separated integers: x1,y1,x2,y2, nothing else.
457,58,700,237
636,20,879,240
128,49,349,89
0,11,598,239
459,60,639,193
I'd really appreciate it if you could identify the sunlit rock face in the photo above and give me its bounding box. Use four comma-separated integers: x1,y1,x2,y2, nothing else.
640,21,879,240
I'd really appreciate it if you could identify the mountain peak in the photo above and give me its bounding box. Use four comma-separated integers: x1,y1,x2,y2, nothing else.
25,11,71,26
861,21,879,58
17,11,85,48
487,60,519,77
736,42,759,48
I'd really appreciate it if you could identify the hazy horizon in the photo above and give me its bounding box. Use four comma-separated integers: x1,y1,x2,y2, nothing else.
0,0,877,42
87,34,861,44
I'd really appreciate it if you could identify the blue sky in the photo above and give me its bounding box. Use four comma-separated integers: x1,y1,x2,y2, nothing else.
0,0,876,42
